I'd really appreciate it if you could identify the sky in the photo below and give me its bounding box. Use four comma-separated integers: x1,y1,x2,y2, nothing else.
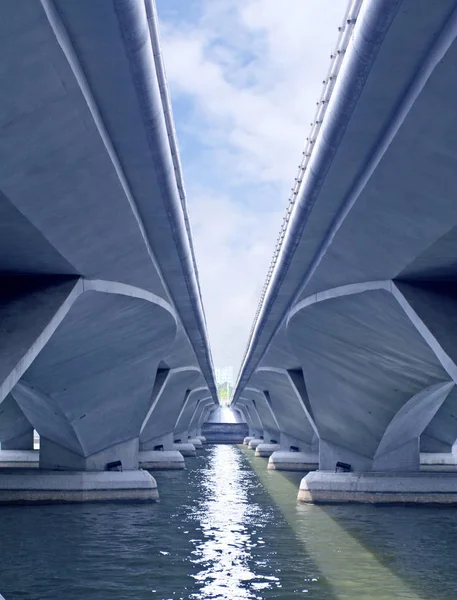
155,0,347,376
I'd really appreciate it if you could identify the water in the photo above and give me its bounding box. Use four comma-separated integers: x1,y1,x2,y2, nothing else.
1,445,457,599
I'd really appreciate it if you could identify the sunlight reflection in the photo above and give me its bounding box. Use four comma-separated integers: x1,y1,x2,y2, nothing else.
190,445,278,599
243,449,423,600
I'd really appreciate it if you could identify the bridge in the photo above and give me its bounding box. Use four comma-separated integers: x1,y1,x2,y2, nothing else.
0,0,218,501
232,0,457,503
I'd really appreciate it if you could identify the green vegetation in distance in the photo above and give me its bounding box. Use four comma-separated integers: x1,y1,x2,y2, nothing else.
218,382,233,404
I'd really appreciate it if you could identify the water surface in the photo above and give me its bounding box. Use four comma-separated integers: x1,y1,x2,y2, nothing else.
1,445,457,599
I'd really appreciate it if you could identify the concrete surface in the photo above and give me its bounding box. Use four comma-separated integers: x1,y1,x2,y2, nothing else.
255,443,279,457
248,439,264,450
0,0,218,487
268,451,318,471
0,469,158,504
231,0,457,496
139,450,185,470
299,471,457,504
187,437,203,448
201,423,249,444
172,443,196,457
0,450,38,468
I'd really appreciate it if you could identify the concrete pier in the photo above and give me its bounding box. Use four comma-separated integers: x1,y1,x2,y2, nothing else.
196,436,207,444
298,471,457,505
420,453,457,471
268,451,318,471
0,450,38,468
244,437,255,445
0,469,158,504
255,443,279,457
173,443,196,457
139,451,185,470
188,437,203,449
248,439,264,450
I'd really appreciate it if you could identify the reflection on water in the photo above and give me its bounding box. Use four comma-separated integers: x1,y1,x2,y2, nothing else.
1,445,457,599
189,444,280,598
243,447,457,600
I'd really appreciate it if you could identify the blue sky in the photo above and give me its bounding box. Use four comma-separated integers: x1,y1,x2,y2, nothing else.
155,0,347,374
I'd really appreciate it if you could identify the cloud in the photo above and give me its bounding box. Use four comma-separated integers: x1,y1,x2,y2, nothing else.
156,0,347,374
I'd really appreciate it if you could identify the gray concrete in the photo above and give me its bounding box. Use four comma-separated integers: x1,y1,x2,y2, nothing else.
187,437,203,448
248,439,264,450
0,0,219,499
268,451,318,472
232,0,457,501
139,450,185,470
0,450,38,468
299,471,457,505
201,423,248,444
255,443,279,458
0,469,158,504
173,443,196,457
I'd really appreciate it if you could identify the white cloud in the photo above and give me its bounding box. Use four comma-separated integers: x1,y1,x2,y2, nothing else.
157,0,347,374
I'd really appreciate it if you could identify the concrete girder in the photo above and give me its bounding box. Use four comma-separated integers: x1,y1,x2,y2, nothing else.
242,387,280,442
0,0,217,404
195,399,217,432
251,367,317,450
140,367,204,448
0,394,33,450
234,0,457,409
5,280,177,469
372,381,454,471
187,397,213,437
421,386,457,453
205,407,245,423
174,386,210,436
237,398,263,436
287,281,457,470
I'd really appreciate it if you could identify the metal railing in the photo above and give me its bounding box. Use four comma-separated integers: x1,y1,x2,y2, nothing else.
236,0,363,384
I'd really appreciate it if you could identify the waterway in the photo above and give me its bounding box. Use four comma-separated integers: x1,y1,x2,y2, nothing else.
1,445,457,599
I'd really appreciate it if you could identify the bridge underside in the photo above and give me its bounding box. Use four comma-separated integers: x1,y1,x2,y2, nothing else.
0,0,217,501
233,0,457,503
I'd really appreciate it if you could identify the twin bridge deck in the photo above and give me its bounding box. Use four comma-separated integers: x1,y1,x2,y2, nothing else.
0,0,219,502
232,0,457,504
3,0,457,508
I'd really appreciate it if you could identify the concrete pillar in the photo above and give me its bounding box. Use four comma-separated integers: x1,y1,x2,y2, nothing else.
140,367,203,451
39,437,139,471
287,286,456,473
140,432,174,451
0,395,34,450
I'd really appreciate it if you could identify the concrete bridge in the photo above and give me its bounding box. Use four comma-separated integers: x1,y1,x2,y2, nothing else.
233,0,457,503
0,0,217,501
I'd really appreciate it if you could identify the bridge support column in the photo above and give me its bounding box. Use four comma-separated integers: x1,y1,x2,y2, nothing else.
0,395,34,450
39,437,140,471
0,437,158,505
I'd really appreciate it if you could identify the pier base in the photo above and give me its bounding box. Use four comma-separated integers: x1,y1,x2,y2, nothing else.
0,469,158,505
420,452,457,471
244,436,255,445
139,450,185,470
188,437,203,449
255,443,279,457
0,450,39,468
248,438,264,450
298,471,457,504
173,443,196,457
268,451,318,471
